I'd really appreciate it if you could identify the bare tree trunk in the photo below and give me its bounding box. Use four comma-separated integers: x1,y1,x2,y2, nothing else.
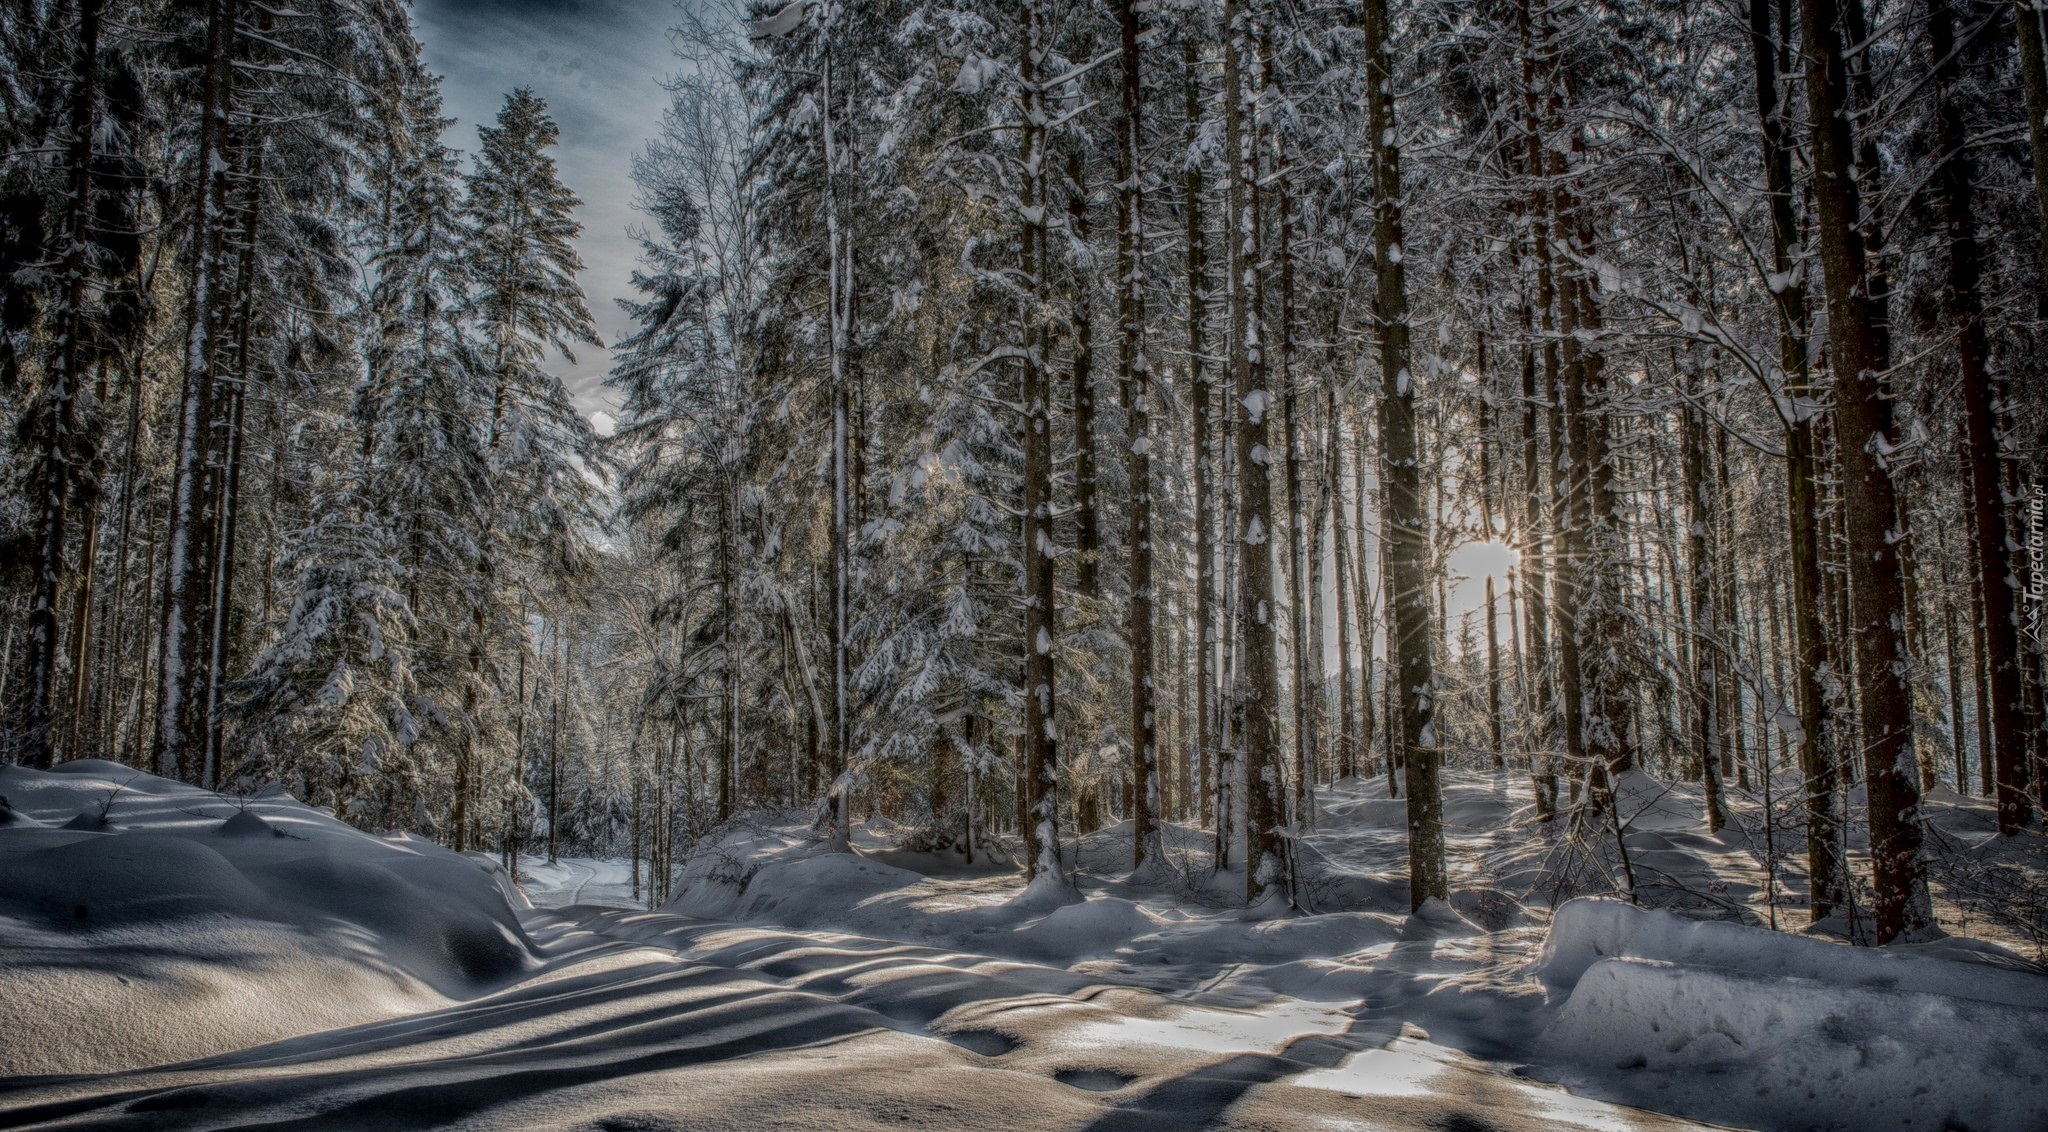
20,0,102,768
1362,0,1444,910
1800,0,1931,942
1271,47,1315,834
1522,0,1584,808
821,35,855,848
719,487,737,822
65,366,109,759
203,102,269,788
1117,0,1159,869
1934,0,2031,833
1748,0,1843,917
1518,291,1555,816
1940,526,1969,793
1683,398,1728,833
548,631,563,865
1178,40,1217,838
1223,0,1288,904
157,0,240,782
1352,404,1381,780
1714,427,1746,790
1019,0,1066,884
2017,0,2048,313
1329,391,1358,781
1066,147,1103,601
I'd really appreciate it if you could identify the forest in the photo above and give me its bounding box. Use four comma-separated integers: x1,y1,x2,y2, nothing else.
2,0,2047,1128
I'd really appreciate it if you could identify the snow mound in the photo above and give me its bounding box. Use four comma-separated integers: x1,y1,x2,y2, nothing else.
663,820,823,920
1541,897,2048,1007
1008,866,1086,913
217,808,282,838
736,851,927,923
1539,899,2048,1131
1013,896,1158,960
1548,958,2048,1131
0,762,542,1074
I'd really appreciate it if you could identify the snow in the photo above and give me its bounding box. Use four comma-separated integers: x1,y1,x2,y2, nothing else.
0,761,539,1075
515,855,643,909
4,762,2045,1131
1543,949,2048,1131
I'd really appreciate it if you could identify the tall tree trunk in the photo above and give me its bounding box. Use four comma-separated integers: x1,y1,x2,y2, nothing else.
1486,575,1503,761
21,0,102,768
1118,0,1159,869
1518,294,1555,816
1018,0,1066,885
1352,404,1381,779
821,37,855,848
719,488,737,822
1069,147,1102,600
1329,390,1358,781
1714,426,1747,789
1224,0,1287,904
1363,0,1444,910
1939,522,1970,793
1749,0,1843,917
2017,0,2048,313
1185,39,1218,835
1935,0,2031,833
204,110,268,788
1523,0,1585,808
157,0,240,782
1271,48,1315,833
65,366,108,759
1559,193,1633,784
1683,398,1728,832
1800,0,1931,942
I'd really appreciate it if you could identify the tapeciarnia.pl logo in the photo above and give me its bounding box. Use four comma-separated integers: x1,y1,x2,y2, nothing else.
2030,476,2045,647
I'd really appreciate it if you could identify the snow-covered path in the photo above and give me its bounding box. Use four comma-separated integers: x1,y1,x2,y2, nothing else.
0,904,1717,1132
5,762,2044,1131
514,855,641,910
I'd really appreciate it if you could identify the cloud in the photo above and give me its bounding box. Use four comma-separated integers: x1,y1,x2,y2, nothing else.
412,0,679,418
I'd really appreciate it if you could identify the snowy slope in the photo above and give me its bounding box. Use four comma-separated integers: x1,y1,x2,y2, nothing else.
0,761,538,1075
4,762,2045,1131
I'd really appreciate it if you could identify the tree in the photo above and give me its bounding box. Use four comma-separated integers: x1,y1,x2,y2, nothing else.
457,87,605,850
1362,0,1443,912
1799,0,1930,942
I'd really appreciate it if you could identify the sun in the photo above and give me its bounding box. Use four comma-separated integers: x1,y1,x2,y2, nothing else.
1447,538,1520,583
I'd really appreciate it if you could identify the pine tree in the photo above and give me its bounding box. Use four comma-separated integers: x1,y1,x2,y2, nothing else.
456,87,605,850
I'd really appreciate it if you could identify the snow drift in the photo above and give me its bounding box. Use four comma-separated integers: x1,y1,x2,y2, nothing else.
1538,899,2048,1132
0,761,539,1074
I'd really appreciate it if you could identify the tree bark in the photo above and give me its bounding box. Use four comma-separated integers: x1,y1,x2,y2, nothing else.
1117,0,1159,869
2017,1,2048,314
1223,0,1288,904
1683,398,1728,833
157,0,240,782
1800,0,1931,942
1068,146,1102,601
1185,39,1218,836
1749,0,1843,917
1363,0,1444,910
1934,0,2031,833
20,0,102,769
1019,0,1065,884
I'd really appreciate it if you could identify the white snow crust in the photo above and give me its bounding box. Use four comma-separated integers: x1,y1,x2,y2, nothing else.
4,761,2044,1132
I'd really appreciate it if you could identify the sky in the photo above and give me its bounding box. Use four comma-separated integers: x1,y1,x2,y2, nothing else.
412,0,686,434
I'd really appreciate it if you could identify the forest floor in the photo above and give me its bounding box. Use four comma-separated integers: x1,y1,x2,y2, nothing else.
2,760,2045,1131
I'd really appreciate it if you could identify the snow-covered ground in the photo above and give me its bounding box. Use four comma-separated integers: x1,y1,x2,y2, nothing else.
514,855,643,910
3,759,2044,1131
